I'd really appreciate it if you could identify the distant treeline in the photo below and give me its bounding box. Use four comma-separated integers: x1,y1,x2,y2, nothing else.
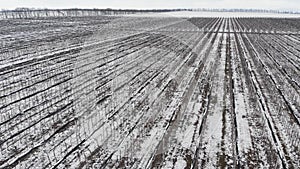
0,8,176,19
0,8,299,19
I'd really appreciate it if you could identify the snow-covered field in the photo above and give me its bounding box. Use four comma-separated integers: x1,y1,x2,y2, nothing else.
0,14,299,168
126,11,300,18
163,11,300,18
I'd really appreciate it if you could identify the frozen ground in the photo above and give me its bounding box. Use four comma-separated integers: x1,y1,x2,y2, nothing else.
127,11,300,18
0,14,299,169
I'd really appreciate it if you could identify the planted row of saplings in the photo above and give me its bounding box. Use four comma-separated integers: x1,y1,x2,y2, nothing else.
0,29,184,167
69,28,207,168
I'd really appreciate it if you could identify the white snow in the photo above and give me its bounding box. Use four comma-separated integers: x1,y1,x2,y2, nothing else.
174,157,187,169
162,11,300,18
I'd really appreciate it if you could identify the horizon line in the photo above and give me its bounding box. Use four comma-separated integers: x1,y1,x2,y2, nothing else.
1,8,300,14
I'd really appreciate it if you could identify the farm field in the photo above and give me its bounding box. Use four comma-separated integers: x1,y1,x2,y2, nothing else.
0,15,300,168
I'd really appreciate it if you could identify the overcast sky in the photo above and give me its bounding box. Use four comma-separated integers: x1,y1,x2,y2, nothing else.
0,0,299,11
